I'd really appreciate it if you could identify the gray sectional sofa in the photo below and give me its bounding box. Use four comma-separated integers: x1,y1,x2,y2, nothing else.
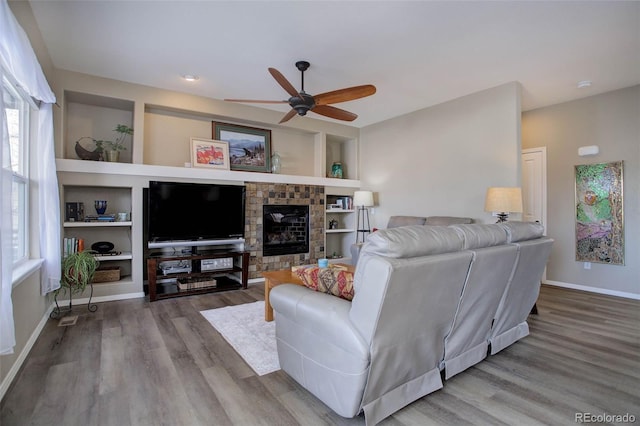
270,221,553,426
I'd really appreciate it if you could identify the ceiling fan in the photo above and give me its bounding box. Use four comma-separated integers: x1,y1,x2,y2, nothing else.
225,61,376,124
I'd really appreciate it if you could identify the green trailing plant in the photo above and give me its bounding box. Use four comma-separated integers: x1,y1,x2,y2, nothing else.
58,251,99,296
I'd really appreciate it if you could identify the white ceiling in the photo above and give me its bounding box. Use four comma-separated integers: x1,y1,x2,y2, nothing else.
28,1,640,127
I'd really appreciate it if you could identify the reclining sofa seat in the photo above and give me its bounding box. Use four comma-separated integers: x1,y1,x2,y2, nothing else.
489,221,554,354
350,215,473,265
271,225,473,425
441,223,518,379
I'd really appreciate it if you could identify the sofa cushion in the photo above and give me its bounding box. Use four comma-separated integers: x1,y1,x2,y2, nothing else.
499,221,545,242
293,264,355,301
387,216,426,228
425,216,473,226
450,224,507,249
363,225,464,259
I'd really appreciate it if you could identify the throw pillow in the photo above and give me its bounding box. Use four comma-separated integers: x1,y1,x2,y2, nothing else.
293,265,355,301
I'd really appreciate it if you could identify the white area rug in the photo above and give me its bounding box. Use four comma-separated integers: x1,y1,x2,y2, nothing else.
200,301,279,376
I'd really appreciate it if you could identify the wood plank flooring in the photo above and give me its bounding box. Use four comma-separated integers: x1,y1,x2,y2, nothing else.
2,284,639,425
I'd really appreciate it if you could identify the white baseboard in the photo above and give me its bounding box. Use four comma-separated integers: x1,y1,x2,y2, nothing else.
0,303,54,402
544,280,640,300
55,292,145,306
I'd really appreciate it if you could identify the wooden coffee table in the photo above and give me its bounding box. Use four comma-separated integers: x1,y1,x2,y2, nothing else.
262,264,354,321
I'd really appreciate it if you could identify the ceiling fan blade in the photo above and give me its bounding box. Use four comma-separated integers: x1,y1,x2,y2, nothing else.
268,67,300,98
313,84,376,106
279,109,298,124
312,105,357,122
224,99,288,104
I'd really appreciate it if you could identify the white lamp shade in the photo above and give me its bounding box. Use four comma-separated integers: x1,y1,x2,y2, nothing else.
353,190,374,207
484,187,523,213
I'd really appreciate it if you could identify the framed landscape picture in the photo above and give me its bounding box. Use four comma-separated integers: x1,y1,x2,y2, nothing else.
212,122,271,172
190,137,230,170
575,161,624,265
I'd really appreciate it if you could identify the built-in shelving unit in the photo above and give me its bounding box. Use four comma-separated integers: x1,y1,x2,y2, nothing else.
55,74,362,300
60,185,134,296
325,194,356,263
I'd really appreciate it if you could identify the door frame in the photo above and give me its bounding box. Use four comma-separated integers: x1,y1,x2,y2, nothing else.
522,147,548,233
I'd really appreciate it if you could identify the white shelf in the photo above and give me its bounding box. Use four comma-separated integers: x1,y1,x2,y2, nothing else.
326,209,355,213
326,229,355,234
94,251,132,261
56,159,360,188
64,221,132,227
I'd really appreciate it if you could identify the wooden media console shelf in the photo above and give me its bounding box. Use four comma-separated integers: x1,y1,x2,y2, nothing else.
147,249,249,301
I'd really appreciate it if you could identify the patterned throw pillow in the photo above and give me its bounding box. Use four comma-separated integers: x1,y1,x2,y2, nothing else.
293,264,355,301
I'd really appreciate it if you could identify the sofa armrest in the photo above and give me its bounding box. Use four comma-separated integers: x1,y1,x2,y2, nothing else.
270,284,369,357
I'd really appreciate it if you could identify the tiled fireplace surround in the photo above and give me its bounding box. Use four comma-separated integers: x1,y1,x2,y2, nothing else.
245,182,325,280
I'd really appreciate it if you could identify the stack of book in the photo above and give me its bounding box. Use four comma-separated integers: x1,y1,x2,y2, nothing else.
63,237,85,257
84,214,116,222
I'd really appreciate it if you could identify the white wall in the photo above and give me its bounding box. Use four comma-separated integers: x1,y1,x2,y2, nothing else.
359,82,522,229
522,86,640,297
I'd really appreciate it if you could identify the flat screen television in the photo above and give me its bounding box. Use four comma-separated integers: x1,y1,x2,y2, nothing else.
148,181,245,245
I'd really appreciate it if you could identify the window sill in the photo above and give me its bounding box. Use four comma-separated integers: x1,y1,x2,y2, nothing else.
12,259,44,289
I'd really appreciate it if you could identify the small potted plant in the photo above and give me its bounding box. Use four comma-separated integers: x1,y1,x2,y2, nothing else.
104,124,133,162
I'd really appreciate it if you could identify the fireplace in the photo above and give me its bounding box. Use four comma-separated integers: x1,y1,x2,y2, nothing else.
263,205,309,256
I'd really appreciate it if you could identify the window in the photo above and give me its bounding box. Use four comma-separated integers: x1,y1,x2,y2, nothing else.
3,75,30,265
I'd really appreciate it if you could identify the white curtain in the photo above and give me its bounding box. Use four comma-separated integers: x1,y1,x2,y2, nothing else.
37,103,61,295
0,64,16,354
0,0,57,354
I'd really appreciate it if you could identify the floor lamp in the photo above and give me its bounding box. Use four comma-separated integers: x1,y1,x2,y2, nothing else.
354,191,374,243
484,187,523,223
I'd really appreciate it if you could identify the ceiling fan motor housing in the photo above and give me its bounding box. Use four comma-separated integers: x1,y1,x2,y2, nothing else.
289,92,315,116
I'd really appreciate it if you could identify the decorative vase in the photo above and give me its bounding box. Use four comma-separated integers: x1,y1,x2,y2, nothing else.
331,162,343,179
106,150,119,162
94,200,107,215
271,151,281,173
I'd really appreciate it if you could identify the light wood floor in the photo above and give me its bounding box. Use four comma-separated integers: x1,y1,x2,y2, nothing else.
1,284,639,425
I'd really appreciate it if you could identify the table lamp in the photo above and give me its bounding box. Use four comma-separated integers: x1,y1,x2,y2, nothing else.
484,187,523,223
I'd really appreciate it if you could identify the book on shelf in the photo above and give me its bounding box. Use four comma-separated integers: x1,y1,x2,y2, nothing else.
84,214,116,222
63,237,85,257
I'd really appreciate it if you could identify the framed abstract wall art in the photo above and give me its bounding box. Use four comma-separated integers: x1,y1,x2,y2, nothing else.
212,122,271,172
575,161,624,265
190,138,230,170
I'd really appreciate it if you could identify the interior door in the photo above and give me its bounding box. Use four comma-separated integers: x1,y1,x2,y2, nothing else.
522,147,548,283
522,147,547,232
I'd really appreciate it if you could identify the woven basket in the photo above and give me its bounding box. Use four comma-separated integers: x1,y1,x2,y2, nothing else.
177,277,217,291
92,266,120,283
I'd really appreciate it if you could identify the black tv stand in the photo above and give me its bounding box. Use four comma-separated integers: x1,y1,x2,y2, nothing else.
146,239,249,301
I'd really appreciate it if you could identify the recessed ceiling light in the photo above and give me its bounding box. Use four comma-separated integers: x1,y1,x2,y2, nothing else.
182,74,199,82
577,80,592,89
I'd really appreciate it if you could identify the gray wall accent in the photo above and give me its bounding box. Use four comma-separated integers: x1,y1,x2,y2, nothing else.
359,82,522,229
522,85,639,297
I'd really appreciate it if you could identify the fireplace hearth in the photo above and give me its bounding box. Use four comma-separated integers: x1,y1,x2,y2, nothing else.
263,205,309,256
